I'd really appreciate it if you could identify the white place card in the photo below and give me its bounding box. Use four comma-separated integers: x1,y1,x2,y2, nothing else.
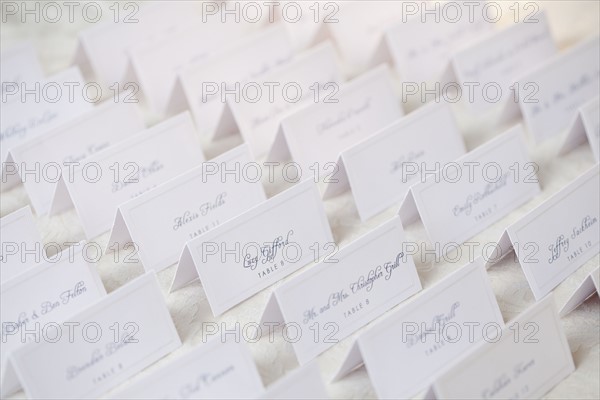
0,206,42,283
114,339,264,399
560,267,600,316
5,101,145,215
261,216,421,365
268,65,403,177
1,66,92,175
260,362,328,399
1,243,106,397
107,145,266,273
73,2,201,86
332,258,503,399
1,41,43,103
167,24,294,137
516,35,600,143
399,124,540,253
560,96,600,162
48,112,204,239
170,180,334,316
216,41,344,157
431,295,574,399
10,272,181,399
323,102,466,221
373,2,491,83
450,11,556,113
489,166,599,300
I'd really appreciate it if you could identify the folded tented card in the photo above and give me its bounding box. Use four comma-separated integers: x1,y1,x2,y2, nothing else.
0,41,43,104
48,112,205,239
167,25,294,137
450,11,556,113
216,42,344,157
489,166,599,300
516,35,600,143
73,2,201,86
107,145,266,273
373,1,491,83
260,362,328,399
560,267,600,316
261,216,421,365
399,124,540,253
332,258,504,399
170,180,334,316
1,243,106,397
560,96,600,162
1,67,92,178
10,272,181,399
431,295,574,399
114,338,263,399
268,65,404,177
6,101,145,215
323,102,466,221
0,206,42,283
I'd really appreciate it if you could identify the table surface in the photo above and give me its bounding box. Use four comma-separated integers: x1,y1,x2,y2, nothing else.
1,1,599,398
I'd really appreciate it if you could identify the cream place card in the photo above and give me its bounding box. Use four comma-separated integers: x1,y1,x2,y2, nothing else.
73,2,201,86
260,362,328,399
1,243,106,397
516,35,600,143
1,66,92,180
170,180,333,316
323,102,466,221
114,339,263,399
431,294,574,399
560,267,600,316
6,101,145,215
0,206,42,283
332,258,503,399
1,41,43,106
399,125,540,253
268,65,403,177
10,272,181,399
260,216,421,365
106,145,266,273
215,42,344,157
48,112,204,239
167,25,294,137
489,166,599,300
450,11,556,113
372,2,491,83
560,96,600,162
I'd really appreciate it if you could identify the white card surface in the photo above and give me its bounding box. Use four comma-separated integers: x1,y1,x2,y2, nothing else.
560,97,600,162
261,216,421,365
168,25,294,137
10,272,181,399
324,102,466,220
1,244,106,397
451,12,556,113
114,339,263,399
0,206,42,283
171,180,334,316
517,35,600,143
6,101,145,215
432,295,574,399
0,41,43,104
560,267,600,316
399,125,540,253
107,145,266,273
269,65,403,177
222,42,344,157
492,166,599,300
48,112,204,239
1,66,92,169
333,258,503,399
260,362,328,399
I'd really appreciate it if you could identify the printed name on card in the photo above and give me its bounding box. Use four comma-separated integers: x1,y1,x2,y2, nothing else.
0,206,42,283
106,144,266,273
